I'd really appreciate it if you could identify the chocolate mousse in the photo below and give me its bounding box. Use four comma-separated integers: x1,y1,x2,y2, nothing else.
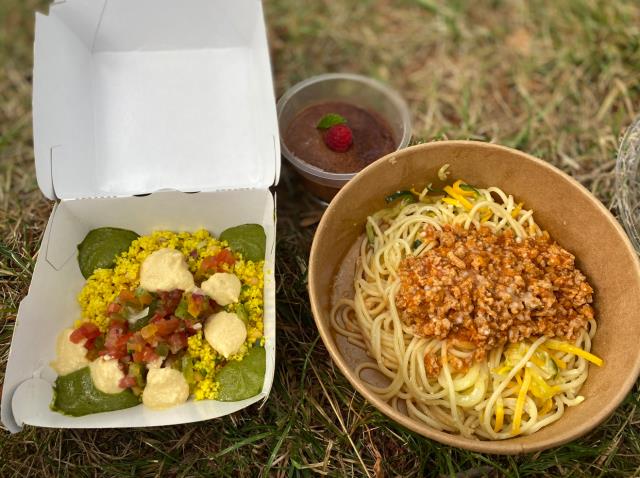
283,101,396,174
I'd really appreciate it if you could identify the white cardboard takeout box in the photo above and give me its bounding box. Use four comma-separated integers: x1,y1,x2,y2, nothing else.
1,0,280,432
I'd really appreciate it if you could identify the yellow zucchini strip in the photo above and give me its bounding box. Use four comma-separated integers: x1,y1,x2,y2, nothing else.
452,180,476,197
444,185,474,210
494,396,504,432
540,398,553,416
511,202,523,218
530,354,546,368
515,371,523,386
538,345,567,369
545,340,603,367
512,368,531,435
442,197,462,208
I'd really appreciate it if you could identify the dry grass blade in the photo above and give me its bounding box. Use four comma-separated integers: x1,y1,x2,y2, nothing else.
311,362,372,478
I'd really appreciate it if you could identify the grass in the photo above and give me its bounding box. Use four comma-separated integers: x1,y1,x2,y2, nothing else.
1,0,640,476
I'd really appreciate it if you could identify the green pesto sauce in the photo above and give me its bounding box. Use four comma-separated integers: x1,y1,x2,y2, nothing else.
216,346,266,402
51,367,140,417
77,227,139,279
219,224,266,262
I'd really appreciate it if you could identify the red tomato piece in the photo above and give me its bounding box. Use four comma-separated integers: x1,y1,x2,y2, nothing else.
109,318,128,332
117,289,137,306
114,332,133,350
69,323,101,344
216,249,236,267
86,324,102,339
157,290,183,317
167,332,188,354
103,320,131,359
199,255,217,273
183,318,199,334
199,249,236,275
84,336,97,350
69,329,83,343
119,375,137,389
155,318,180,337
107,302,123,315
142,346,159,363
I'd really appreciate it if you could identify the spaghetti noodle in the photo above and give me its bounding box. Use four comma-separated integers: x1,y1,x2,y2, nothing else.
331,177,603,439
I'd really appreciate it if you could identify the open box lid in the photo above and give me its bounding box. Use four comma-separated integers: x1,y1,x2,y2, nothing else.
33,0,280,200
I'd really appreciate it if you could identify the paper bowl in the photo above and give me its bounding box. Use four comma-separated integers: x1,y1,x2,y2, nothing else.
308,141,640,454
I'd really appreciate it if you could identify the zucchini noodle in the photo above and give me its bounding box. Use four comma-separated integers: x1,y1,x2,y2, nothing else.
331,179,602,439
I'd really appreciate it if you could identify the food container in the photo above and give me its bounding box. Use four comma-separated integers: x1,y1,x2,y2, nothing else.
1,0,279,432
616,115,640,253
277,73,412,202
308,141,640,454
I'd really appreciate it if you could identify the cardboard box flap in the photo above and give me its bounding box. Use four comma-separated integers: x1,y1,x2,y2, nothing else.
33,0,280,200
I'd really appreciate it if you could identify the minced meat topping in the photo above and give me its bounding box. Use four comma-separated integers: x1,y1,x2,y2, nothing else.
396,225,594,375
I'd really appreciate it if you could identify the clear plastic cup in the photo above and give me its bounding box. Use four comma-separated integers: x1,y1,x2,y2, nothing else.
277,73,412,202
616,115,640,253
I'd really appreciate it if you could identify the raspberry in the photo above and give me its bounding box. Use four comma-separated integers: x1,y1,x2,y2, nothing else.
323,124,353,152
